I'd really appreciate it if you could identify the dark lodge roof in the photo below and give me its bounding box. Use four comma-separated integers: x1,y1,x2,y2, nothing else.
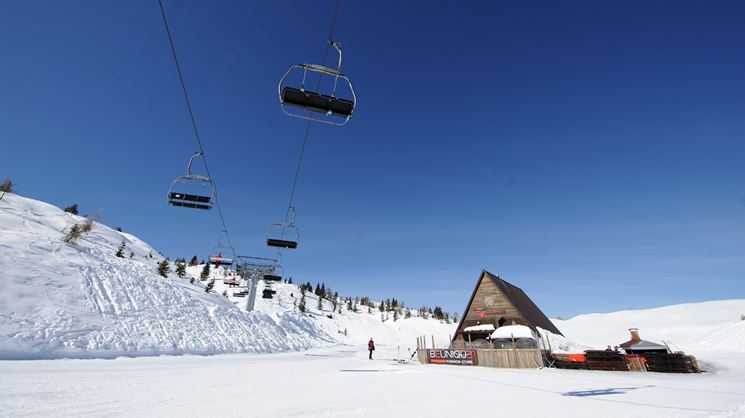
458,270,563,336
620,339,668,350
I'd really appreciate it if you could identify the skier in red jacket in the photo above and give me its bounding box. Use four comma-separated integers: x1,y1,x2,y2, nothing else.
368,338,375,360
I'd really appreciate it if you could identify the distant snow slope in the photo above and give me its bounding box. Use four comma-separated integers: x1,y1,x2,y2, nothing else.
553,299,745,353
0,193,456,359
0,193,331,359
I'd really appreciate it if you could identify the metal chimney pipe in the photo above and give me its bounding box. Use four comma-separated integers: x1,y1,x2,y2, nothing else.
629,328,641,343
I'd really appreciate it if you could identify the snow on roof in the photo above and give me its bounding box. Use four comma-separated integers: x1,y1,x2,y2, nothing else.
463,324,495,333
491,325,537,340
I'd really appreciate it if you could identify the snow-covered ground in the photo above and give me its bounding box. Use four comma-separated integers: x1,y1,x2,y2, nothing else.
2,192,745,417
1,344,744,417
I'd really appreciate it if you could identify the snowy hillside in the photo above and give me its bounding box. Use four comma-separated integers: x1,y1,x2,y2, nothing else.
0,193,456,359
553,299,745,353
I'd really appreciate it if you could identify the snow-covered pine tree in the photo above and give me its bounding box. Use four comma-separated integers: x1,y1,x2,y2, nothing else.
157,260,170,277
205,280,214,293
200,264,210,281
317,295,323,311
188,256,198,266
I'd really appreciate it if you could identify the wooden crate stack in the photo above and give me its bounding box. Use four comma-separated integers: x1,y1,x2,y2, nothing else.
584,350,630,371
644,353,700,373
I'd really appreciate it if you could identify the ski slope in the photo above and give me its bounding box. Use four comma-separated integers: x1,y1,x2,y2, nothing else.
0,193,456,359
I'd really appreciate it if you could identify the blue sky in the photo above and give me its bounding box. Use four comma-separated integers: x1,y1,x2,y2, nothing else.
1,1,743,318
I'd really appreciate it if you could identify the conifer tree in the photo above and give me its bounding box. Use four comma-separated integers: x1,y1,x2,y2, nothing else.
115,240,125,257
205,280,214,293
157,260,170,277
175,262,186,278
379,300,385,312
317,295,323,311
200,263,210,281
393,310,399,321
299,291,306,313
0,179,13,193
405,309,412,319
188,256,198,266
64,204,79,215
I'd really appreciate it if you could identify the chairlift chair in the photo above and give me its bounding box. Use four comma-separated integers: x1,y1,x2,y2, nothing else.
167,152,216,210
209,231,235,266
263,263,283,282
267,206,299,249
278,40,357,126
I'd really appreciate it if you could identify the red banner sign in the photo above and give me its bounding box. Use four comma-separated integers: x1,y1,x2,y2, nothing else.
427,349,478,366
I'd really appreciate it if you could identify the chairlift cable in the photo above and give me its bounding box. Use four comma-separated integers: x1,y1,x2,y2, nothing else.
158,0,235,250
276,0,342,255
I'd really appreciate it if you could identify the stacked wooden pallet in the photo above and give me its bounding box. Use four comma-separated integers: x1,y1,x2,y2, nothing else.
585,350,630,371
644,353,700,373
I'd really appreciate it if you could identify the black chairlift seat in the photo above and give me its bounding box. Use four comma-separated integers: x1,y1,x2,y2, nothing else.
281,87,354,117
262,294,273,299
168,192,212,210
263,274,282,282
263,289,277,295
267,238,298,249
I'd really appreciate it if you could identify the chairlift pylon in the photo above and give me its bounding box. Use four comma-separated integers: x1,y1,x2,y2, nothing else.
167,152,216,210
279,40,356,126
267,206,299,249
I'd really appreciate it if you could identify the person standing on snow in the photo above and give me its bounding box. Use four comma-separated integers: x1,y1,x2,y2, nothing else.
368,338,375,360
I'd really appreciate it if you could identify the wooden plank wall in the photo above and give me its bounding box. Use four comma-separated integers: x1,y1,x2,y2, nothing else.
457,275,525,336
476,349,544,369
